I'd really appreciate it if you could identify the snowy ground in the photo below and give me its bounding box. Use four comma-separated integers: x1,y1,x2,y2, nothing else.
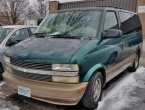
0,66,145,110
97,67,145,110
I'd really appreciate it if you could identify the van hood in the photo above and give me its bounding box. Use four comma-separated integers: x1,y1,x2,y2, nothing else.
6,37,89,63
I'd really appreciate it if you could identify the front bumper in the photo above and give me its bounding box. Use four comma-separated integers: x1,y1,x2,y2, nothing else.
3,71,88,105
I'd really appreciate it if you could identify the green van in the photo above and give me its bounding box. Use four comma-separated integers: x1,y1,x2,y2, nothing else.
3,7,143,109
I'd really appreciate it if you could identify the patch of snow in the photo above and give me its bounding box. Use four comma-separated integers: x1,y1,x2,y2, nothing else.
0,82,5,87
97,67,145,110
0,82,20,110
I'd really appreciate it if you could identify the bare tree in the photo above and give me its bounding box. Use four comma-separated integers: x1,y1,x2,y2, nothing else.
0,0,29,25
26,7,40,20
32,0,49,18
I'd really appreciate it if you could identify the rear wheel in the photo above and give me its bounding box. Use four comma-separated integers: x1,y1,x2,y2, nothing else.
81,72,103,110
128,53,139,72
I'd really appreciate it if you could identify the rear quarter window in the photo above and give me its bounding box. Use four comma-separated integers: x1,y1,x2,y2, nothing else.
119,11,141,35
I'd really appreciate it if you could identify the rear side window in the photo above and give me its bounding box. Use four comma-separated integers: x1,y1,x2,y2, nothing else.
119,12,141,35
131,14,142,31
104,12,118,31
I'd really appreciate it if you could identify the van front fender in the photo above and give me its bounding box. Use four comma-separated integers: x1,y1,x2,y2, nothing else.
83,64,106,82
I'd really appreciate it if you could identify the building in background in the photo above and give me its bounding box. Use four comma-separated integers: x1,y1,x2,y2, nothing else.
138,0,145,38
24,19,37,26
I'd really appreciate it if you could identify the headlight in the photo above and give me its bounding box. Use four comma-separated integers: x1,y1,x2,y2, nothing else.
52,76,79,83
5,66,12,73
52,64,79,72
4,56,10,64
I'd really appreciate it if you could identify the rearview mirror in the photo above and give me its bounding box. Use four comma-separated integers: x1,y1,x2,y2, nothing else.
103,29,122,38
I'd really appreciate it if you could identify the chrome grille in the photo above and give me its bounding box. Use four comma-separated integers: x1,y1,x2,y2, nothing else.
12,69,52,82
10,59,52,71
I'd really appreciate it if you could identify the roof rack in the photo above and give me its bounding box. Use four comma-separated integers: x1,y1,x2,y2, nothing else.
58,0,137,12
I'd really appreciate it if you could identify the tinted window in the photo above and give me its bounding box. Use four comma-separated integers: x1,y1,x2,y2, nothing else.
119,12,141,35
131,14,142,31
119,12,132,23
119,12,132,34
104,12,118,31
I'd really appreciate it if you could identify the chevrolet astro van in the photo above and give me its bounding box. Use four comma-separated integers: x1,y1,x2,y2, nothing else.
3,7,143,109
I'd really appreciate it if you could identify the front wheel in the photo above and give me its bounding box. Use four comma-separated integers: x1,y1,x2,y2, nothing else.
81,72,103,110
128,54,139,72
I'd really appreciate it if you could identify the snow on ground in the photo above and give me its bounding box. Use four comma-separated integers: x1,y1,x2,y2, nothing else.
97,67,145,110
0,83,20,110
0,67,145,110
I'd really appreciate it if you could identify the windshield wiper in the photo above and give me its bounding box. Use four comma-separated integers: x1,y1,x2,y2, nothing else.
34,33,93,40
50,33,82,39
50,35,79,39
33,33,47,38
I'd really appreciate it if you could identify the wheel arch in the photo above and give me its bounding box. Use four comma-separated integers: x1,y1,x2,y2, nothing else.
136,47,141,58
0,62,4,73
83,64,106,84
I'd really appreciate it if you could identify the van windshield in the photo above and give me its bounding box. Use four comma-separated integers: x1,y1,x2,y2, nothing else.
0,28,13,43
35,10,101,38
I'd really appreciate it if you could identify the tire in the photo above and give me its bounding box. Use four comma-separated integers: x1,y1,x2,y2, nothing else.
81,72,103,110
0,65,3,81
128,53,139,72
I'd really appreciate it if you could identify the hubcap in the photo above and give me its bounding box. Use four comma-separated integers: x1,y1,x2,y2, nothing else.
135,55,139,68
93,78,102,102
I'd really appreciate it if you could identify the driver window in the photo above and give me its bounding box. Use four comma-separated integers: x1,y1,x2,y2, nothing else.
104,12,118,31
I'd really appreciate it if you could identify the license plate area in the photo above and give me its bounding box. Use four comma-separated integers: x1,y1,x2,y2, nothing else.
18,86,31,97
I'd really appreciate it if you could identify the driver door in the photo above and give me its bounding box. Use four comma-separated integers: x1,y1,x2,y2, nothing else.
103,11,124,81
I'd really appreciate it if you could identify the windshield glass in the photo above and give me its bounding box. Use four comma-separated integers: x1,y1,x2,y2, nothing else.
0,28,13,43
35,10,101,38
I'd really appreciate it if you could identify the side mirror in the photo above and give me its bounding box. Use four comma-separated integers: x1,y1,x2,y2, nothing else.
103,29,122,38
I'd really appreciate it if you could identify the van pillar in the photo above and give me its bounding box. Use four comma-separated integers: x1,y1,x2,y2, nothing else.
49,1,59,13
137,0,145,39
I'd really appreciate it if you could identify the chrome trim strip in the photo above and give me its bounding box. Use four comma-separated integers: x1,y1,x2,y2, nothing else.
106,54,135,82
6,63,78,77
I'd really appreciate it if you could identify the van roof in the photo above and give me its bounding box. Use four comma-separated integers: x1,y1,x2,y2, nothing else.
55,7,137,14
